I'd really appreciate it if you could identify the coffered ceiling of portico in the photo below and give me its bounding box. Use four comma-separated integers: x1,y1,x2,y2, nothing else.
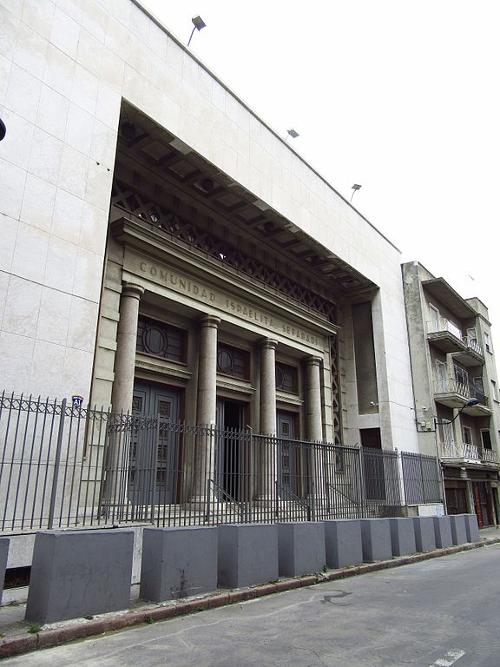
111,103,375,313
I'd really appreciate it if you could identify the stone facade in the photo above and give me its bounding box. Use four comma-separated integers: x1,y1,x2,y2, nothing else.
0,0,420,457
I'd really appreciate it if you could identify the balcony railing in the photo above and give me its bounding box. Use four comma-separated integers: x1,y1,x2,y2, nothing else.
471,387,488,407
427,321,484,358
434,377,470,397
464,335,483,357
434,378,489,407
481,448,498,464
427,319,463,339
438,440,498,463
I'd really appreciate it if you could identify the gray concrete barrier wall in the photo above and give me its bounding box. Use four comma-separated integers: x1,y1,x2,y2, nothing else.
0,538,8,606
389,518,417,557
25,529,134,624
278,522,326,577
433,516,453,549
413,517,437,552
360,519,392,562
450,514,468,545
218,524,279,588
140,526,217,602
463,514,480,543
324,519,363,569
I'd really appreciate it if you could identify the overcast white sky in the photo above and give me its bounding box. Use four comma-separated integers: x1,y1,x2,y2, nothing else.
142,0,500,347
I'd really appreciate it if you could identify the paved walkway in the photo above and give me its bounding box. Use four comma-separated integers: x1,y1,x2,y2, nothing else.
4,542,500,666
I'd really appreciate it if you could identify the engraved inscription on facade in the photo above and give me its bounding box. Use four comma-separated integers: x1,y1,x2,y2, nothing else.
132,257,325,349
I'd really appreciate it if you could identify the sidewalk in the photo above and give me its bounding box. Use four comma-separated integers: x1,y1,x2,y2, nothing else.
1,532,500,659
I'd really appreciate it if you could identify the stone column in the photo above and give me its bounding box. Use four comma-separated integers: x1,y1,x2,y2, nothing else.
196,315,220,427
306,356,323,442
190,315,220,508
256,339,277,502
306,356,325,505
111,283,144,413
105,282,144,518
260,338,278,436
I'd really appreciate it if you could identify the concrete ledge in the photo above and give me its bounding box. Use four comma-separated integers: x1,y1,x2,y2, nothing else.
278,522,326,577
0,539,8,606
413,517,436,552
26,529,134,624
324,519,363,569
360,518,392,562
389,518,416,557
433,516,453,549
140,526,217,602
450,514,468,545
218,524,279,588
2,536,499,660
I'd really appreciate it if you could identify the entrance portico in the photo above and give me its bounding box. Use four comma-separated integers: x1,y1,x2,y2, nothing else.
94,101,381,514
107,243,334,507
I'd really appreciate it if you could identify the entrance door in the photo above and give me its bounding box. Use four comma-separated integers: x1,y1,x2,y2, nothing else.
215,399,246,501
360,428,386,501
130,382,180,507
445,481,468,515
277,411,299,498
473,482,494,528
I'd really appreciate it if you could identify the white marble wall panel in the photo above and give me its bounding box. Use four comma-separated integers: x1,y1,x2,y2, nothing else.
0,0,418,450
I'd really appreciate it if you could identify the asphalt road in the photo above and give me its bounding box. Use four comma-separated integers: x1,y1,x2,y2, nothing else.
5,544,500,667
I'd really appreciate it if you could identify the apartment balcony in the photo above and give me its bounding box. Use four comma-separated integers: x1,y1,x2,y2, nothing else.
434,378,472,409
453,335,484,368
434,379,491,415
463,388,491,416
438,440,499,465
427,320,467,354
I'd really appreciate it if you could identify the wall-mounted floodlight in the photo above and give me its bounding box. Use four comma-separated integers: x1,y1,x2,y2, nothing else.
0,118,6,141
285,128,299,141
187,16,206,46
350,183,362,202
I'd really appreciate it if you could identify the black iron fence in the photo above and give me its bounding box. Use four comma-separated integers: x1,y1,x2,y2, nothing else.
0,392,442,533
401,451,442,504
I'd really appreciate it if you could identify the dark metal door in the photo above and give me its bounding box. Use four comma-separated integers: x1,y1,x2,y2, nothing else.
215,399,245,501
130,383,180,507
277,411,297,497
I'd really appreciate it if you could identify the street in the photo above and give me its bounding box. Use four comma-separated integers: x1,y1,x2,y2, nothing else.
5,544,500,667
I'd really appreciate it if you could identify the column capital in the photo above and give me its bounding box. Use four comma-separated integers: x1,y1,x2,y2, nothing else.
306,355,322,367
122,282,144,300
259,337,278,351
199,314,221,329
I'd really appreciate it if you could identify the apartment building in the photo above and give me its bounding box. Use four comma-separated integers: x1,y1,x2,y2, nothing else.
403,262,500,526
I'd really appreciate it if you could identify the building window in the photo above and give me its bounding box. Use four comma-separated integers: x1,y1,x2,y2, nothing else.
484,331,492,353
137,316,185,362
462,425,473,446
435,360,448,391
454,363,469,389
481,429,492,450
492,380,498,402
276,362,298,394
428,304,440,332
217,343,249,380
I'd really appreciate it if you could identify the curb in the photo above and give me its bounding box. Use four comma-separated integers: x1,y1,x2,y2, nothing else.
1,536,499,659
